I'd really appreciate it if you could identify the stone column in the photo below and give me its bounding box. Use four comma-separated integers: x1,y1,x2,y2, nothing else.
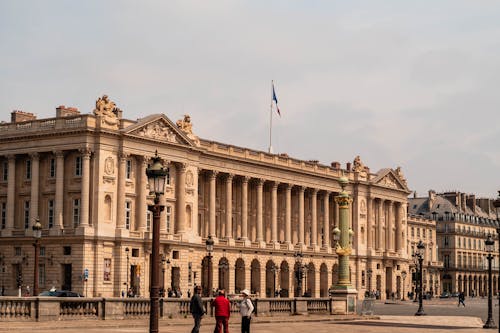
323,192,330,248
53,151,65,233
271,182,279,244
241,176,249,241
256,179,264,243
285,184,292,245
395,202,401,252
366,196,373,250
6,155,16,233
138,156,148,232
116,153,128,230
377,199,384,250
387,201,393,251
209,171,217,237
79,148,91,227
30,153,40,226
225,174,233,239
177,163,187,234
311,189,318,247
298,186,305,246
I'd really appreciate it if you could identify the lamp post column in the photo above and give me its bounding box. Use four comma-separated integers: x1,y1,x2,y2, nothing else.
484,233,496,329
415,240,426,316
32,218,42,296
493,191,500,333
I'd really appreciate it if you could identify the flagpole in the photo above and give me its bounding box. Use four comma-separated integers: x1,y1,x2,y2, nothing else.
269,80,273,154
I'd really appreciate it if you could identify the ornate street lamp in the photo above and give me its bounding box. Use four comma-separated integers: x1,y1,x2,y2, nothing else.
492,191,500,333
401,271,407,301
484,233,496,328
32,218,42,296
294,251,304,297
415,240,426,316
205,235,214,297
146,151,168,333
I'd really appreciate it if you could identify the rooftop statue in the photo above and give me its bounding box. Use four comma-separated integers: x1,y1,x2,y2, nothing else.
176,114,193,134
93,95,118,117
395,166,408,186
352,155,365,173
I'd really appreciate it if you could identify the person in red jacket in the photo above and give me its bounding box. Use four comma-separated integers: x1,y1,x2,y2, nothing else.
212,289,231,333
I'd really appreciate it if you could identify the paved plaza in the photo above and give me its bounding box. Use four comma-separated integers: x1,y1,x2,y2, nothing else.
0,299,497,333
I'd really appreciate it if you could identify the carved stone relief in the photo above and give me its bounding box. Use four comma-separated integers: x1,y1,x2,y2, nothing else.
134,121,179,143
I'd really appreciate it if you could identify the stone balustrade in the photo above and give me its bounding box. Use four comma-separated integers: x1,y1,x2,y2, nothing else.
0,296,348,322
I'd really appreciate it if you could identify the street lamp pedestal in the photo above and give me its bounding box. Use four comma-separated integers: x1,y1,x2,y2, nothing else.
330,287,358,315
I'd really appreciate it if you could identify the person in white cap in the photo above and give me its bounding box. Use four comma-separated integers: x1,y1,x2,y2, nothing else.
239,289,254,333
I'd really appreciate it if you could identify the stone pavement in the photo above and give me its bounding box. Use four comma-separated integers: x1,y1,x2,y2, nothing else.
0,315,487,333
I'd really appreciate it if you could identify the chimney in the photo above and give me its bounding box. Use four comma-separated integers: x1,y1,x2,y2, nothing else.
461,193,467,211
414,191,417,198
331,162,340,170
466,194,476,213
56,105,80,117
346,162,352,171
478,198,491,214
11,110,36,123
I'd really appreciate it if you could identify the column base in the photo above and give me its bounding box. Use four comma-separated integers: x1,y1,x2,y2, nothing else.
258,241,266,249
49,228,61,236
1,228,13,237
76,225,94,236
114,228,129,238
331,287,358,315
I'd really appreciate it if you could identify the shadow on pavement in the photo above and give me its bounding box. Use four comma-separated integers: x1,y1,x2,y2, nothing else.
335,320,477,330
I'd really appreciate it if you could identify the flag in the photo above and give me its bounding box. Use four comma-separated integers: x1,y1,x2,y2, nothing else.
272,82,281,116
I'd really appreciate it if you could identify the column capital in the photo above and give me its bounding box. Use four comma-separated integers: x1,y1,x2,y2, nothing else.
52,150,65,158
226,173,234,181
311,188,319,195
271,181,279,189
79,147,92,158
256,178,265,186
208,170,218,180
285,183,293,191
6,154,16,161
29,152,40,160
298,186,305,193
176,162,188,172
119,152,130,161
241,175,250,184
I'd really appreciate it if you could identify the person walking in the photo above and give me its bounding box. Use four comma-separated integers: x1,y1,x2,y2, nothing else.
212,289,231,333
239,289,254,333
190,286,205,333
458,292,466,307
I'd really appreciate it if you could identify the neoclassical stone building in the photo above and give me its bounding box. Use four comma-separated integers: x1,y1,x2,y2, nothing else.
0,97,412,299
409,191,499,296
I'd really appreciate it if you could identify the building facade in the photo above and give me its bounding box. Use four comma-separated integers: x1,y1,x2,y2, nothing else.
409,191,499,296
0,96,412,299
407,214,443,298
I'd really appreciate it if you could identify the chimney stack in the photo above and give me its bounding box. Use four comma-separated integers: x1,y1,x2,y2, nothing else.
11,110,36,123
56,105,80,117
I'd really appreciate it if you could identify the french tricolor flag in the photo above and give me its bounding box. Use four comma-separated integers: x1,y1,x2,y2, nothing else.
272,82,281,116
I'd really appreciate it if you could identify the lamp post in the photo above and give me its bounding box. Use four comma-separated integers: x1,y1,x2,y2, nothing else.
125,247,130,296
414,240,426,316
205,235,214,297
32,218,42,296
332,176,354,291
146,151,167,333
402,271,407,301
484,233,496,328
494,191,500,333
294,251,304,297
366,268,373,298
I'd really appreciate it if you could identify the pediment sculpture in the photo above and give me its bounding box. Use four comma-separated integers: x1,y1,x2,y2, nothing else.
176,114,200,146
395,166,408,187
136,121,179,143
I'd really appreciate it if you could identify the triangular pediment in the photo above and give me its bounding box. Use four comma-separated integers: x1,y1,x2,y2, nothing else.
122,114,195,146
372,168,409,191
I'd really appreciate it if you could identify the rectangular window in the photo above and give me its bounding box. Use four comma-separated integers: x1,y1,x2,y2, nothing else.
40,246,46,257
1,202,6,229
417,228,420,237
24,200,30,229
39,264,46,286
126,160,132,179
125,201,131,230
2,161,7,181
166,206,172,233
411,227,414,237
73,198,80,227
25,160,31,180
146,211,152,231
103,258,111,282
63,246,71,255
15,247,21,256
75,156,82,176
49,158,56,178
166,167,171,185
48,200,54,228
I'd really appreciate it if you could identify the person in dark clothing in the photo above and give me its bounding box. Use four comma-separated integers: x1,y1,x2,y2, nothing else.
190,285,205,333
458,292,466,307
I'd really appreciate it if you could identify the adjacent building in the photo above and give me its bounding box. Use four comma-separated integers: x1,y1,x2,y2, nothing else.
0,96,413,299
409,191,499,296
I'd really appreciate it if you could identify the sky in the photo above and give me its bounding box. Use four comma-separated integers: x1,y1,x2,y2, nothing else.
1,1,499,198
